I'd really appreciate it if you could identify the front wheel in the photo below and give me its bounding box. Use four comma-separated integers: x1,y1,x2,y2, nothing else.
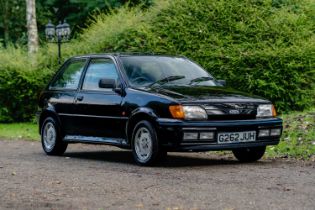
131,120,162,166
41,117,68,156
232,146,266,162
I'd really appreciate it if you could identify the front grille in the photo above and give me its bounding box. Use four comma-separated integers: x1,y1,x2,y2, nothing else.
203,103,257,121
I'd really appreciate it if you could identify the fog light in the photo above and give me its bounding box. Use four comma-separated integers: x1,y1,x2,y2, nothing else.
258,129,270,137
200,132,214,140
183,132,198,140
270,128,281,136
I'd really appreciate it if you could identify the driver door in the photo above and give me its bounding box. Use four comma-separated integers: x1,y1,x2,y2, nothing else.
73,57,126,139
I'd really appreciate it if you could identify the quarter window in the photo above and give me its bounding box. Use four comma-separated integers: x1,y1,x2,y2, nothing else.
82,58,119,91
50,59,86,89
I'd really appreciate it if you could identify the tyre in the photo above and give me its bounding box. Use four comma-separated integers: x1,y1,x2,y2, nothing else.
131,120,162,166
232,146,266,162
41,117,68,156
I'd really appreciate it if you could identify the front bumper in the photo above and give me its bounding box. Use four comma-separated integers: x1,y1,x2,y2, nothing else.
156,117,282,152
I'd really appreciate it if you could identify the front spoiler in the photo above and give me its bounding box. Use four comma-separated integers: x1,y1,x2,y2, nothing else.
175,140,279,152
156,117,282,151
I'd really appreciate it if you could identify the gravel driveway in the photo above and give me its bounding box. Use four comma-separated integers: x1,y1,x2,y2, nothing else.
0,140,314,210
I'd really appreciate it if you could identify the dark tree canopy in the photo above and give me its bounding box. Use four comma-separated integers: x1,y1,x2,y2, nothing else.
0,0,26,47
0,0,152,46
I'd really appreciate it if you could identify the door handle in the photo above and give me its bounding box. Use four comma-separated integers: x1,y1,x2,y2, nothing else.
76,95,84,101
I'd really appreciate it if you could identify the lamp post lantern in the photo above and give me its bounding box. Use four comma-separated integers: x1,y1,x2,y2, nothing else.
45,20,71,64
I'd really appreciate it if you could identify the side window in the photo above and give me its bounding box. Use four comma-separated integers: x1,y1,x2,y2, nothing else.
82,58,119,91
50,59,86,89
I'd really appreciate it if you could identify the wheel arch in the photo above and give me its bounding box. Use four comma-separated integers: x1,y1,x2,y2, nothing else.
39,110,61,135
126,107,158,145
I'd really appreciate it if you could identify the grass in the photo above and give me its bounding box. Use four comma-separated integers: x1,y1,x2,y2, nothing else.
0,109,314,160
0,122,38,141
266,108,315,160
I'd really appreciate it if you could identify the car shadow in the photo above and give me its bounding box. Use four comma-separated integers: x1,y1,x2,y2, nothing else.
64,150,135,165
63,149,268,168
158,154,239,168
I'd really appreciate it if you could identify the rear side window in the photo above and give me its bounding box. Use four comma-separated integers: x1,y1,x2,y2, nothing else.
82,58,119,91
50,59,86,89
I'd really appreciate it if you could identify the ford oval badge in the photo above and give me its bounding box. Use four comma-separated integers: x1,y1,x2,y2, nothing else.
229,109,240,114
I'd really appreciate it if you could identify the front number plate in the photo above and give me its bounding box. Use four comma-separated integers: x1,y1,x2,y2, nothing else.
217,131,256,144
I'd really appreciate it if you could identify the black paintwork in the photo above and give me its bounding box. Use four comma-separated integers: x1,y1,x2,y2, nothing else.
38,54,282,151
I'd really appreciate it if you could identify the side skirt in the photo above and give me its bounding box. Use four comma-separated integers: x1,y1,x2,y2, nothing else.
63,135,129,148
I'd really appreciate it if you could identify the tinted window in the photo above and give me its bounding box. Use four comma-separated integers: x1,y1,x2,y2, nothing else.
82,58,119,91
120,56,217,87
50,59,86,89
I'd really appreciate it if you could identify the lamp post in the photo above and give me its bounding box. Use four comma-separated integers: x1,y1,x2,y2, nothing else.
45,20,71,64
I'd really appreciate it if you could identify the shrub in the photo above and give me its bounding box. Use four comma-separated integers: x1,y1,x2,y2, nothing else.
0,69,52,122
0,0,314,122
101,0,315,112
0,63,53,122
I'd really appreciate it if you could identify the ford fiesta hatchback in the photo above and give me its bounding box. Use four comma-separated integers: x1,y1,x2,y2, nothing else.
38,54,283,166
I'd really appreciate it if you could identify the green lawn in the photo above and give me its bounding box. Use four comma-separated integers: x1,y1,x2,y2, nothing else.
0,122,38,141
265,109,315,160
0,109,314,159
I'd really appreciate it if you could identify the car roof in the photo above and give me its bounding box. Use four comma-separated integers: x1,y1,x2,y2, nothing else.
71,53,186,59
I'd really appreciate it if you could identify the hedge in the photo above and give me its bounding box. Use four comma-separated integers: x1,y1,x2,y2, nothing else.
0,0,314,122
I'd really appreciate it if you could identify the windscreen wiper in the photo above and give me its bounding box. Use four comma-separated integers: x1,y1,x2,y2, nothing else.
189,76,213,85
148,75,185,87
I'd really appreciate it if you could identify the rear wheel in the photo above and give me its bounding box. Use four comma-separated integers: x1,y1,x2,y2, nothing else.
131,120,162,166
232,146,266,162
41,117,68,155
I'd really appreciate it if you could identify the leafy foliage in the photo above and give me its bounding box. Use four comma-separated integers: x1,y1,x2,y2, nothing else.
0,0,152,46
0,53,53,122
99,0,315,112
0,0,27,46
0,0,314,122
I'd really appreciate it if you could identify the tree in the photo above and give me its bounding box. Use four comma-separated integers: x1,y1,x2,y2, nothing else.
0,0,10,47
39,0,153,36
0,0,151,47
0,0,26,47
26,0,39,53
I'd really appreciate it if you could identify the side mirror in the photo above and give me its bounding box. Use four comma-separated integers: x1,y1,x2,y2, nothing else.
217,80,226,86
99,79,116,89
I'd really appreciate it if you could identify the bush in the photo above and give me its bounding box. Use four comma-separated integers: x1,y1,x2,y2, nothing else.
0,70,52,122
0,63,53,122
102,0,315,112
0,0,314,122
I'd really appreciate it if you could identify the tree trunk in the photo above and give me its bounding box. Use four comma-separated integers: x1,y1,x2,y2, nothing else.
0,0,10,47
3,21,9,48
26,0,38,54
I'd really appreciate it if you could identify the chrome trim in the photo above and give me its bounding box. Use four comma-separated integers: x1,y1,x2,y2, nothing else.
229,109,240,114
63,135,125,145
258,125,282,129
157,118,182,123
182,127,217,131
58,113,128,120
180,142,216,145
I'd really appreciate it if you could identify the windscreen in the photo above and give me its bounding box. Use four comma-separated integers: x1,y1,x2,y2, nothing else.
120,56,217,87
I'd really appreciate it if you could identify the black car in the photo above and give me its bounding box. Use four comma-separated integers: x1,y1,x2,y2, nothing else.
38,54,282,166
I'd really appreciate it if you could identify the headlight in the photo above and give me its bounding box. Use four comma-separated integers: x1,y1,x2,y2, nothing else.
183,106,208,120
169,105,207,120
257,104,277,118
